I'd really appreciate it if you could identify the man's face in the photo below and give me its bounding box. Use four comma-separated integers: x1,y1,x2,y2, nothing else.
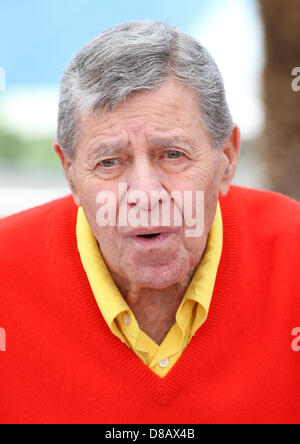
64,80,237,290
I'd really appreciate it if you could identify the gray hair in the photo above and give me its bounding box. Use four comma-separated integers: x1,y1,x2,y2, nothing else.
57,20,233,158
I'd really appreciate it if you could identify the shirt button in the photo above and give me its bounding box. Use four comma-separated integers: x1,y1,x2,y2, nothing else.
159,358,169,368
122,313,131,326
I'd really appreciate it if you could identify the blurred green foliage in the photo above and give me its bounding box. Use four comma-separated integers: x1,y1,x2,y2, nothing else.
0,126,60,169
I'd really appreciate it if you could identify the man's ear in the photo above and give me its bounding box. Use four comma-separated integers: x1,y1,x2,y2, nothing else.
53,142,82,206
219,125,241,197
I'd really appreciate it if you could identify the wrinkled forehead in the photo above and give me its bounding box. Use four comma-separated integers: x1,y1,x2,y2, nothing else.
75,80,208,155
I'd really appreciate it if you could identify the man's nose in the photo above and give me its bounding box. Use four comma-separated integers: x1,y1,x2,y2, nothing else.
127,157,168,210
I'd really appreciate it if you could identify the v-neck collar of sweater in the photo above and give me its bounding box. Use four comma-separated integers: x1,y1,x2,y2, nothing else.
58,189,239,407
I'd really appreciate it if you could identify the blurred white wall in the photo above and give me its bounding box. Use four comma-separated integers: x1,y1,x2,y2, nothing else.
188,0,265,140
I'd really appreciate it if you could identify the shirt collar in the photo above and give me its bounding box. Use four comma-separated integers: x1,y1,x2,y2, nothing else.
76,201,223,337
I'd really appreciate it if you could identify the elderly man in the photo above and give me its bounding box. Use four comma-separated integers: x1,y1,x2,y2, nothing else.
0,21,300,425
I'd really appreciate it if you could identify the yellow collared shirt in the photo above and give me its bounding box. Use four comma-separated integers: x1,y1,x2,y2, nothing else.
76,203,223,378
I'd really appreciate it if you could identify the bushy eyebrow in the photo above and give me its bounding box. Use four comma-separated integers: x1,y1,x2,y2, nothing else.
147,136,196,153
87,135,196,162
87,141,129,162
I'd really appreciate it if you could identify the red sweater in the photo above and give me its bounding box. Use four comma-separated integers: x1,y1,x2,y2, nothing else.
0,185,300,424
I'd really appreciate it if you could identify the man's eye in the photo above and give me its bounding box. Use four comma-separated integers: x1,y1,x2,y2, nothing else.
164,150,182,159
100,158,118,168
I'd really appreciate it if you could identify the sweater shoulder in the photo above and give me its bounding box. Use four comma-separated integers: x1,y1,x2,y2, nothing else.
222,185,300,234
0,195,76,250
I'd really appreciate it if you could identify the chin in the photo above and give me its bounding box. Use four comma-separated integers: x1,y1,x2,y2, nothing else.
128,261,188,289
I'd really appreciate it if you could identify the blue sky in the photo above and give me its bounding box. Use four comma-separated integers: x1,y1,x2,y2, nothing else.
0,0,264,140
0,0,210,86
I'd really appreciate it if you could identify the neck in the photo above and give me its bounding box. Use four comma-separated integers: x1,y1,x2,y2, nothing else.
111,267,197,345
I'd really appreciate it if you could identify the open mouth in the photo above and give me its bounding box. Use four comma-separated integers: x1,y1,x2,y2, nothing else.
123,227,181,247
131,231,175,246
137,233,161,239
